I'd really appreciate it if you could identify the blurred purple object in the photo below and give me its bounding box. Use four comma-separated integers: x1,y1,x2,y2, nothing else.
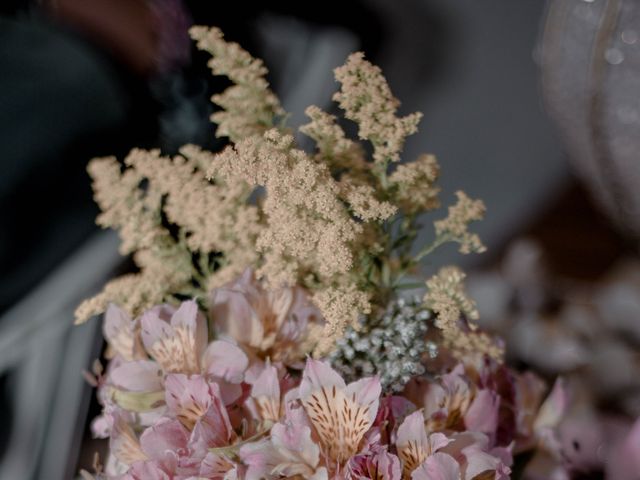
149,0,192,72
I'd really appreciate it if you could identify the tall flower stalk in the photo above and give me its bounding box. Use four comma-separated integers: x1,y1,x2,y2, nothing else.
76,25,493,359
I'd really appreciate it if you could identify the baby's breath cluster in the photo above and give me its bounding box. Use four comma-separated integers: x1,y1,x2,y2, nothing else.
329,297,437,392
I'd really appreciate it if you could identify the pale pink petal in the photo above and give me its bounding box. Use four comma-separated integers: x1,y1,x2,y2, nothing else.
140,301,205,374
344,376,382,425
251,364,280,399
411,452,461,480
438,431,490,476
104,304,144,361
122,460,172,480
244,360,268,385
299,358,346,399
404,377,449,424
349,447,402,480
555,414,603,471
490,444,514,469
110,412,147,466
397,410,430,476
189,382,234,455
170,300,208,356
462,445,507,480
397,410,429,449
439,367,473,417
91,412,112,439
266,288,295,333
309,467,329,480
139,418,189,461
299,359,377,463
239,439,279,480
203,340,249,383
514,371,547,441
271,403,320,471
250,363,281,422
279,287,320,342
110,360,163,392
605,417,640,480
429,432,453,453
140,311,173,353
199,452,236,478
165,374,212,430
464,389,500,440
210,273,260,346
534,378,568,433
215,378,244,406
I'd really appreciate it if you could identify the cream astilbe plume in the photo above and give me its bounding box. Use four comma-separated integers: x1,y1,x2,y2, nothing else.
424,266,502,360
75,274,166,326
75,153,193,323
434,191,486,255
211,130,360,281
301,105,397,222
389,153,441,214
88,154,163,255
189,26,284,143
75,147,259,324
209,129,373,347
299,105,366,172
333,52,422,166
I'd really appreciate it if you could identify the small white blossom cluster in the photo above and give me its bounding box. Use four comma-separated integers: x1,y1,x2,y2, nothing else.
329,296,437,392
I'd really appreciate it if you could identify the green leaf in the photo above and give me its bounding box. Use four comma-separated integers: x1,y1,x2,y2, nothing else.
112,389,165,412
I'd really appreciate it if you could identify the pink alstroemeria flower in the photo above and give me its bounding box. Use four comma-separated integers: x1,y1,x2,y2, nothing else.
165,374,233,433
268,403,327,479
245,363,283,423
439,431,511,480
110,412,148,467
103,304,147,362
347,444,402,480
244,359,381,478
410,452,461,480
299,358,382,466
140,300,208,374
404,365,474,432
210,269,322,366
113,381,241,479
109,300,248,407
463,389,500,444
395,410,451,478
532,378,568,454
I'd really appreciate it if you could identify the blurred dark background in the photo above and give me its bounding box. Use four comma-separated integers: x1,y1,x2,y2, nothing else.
0,1,637,479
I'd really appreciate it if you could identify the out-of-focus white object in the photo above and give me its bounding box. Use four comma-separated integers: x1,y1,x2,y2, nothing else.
541,0,640,237
0,232,121,480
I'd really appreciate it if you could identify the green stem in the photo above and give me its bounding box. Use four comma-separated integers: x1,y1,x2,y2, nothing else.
414,234,450,262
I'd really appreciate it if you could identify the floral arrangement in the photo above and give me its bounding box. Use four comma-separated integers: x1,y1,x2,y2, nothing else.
77,26,570,480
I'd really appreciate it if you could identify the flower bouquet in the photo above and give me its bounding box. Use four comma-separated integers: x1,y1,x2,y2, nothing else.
76,26,567,480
